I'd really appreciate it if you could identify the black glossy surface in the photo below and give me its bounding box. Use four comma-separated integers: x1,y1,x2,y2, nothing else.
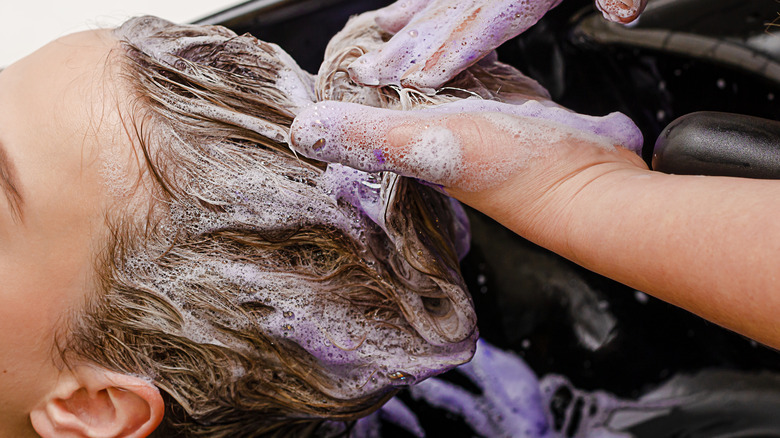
635,0,780,51
653,111,780,178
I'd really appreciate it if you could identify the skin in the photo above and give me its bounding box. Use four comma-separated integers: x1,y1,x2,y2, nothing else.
292,1,780,349
0,30,161,437
349,0,648,92
348,0,563,92
595,0,648,23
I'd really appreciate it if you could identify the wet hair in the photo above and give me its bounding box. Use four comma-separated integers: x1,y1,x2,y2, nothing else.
56,14,482,438
59,9,542,435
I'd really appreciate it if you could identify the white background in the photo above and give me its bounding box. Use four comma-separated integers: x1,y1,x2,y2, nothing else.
0,0,245,66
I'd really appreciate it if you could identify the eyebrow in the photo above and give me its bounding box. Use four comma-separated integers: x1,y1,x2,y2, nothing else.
0,139,23,222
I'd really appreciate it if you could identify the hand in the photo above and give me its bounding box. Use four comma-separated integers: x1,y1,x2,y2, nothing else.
290,98,645,241
290,99,641,190
349,0,648,92
349,0,562,92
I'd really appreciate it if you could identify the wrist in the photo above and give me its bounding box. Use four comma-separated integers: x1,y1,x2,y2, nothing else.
452,145,649,252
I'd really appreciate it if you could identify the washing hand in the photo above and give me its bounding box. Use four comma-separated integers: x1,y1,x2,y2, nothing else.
348,0,648,92
290,97,642,198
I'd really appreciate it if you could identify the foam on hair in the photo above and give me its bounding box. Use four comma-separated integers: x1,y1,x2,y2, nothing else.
66,9,643,436
62,14,493,437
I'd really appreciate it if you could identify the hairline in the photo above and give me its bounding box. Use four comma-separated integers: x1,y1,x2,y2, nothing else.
0,137,24,222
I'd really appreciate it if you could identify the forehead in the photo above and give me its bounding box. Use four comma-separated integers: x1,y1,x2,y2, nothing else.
2,29,117,99
0,28,124,247
0,29,121,158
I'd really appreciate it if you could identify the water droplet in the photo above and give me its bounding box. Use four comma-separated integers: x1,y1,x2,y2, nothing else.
312,138,327,151
634,290,649,304
282,324,295,333
716,78,726,89
768,93,775,101
656,110,666,121
283,311,295,319
408,29,419,38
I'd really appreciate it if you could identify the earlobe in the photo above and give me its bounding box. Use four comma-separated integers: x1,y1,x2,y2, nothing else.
30,365,164,438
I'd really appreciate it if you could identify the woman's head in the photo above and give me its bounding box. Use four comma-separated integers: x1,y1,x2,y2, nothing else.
2,14,481,437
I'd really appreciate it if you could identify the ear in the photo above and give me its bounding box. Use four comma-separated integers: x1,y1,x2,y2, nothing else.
29,364,164,438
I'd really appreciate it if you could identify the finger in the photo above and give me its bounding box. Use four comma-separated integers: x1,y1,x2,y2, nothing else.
349,0,562,91
373,0,432,34
290,100,642,191
290,101,465,186
595,0,649,24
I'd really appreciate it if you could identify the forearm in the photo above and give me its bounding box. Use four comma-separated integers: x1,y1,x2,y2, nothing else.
469,160,780,348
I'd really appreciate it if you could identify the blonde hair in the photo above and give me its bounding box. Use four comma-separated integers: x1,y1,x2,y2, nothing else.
59,12,536,437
